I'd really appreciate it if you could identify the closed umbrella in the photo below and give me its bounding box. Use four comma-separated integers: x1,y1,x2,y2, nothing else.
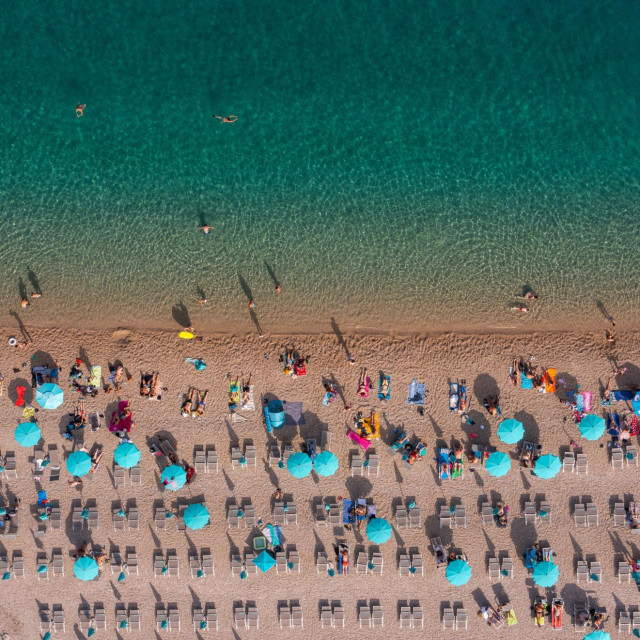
36,383,64,409
446,559,472,586
287,452,312,478
183,503,209,530
73,557,99,581
579,414,605,441
366,518,392,544
532,561,559,587
14,422,41,447
533,454,561,479
161,464,187,490
497,419,524,444
114,442,141,468
66,451,92,477
313,451,339,477
633,392,640,416
252,550,276,573
583,632,611,640
485,451,511,477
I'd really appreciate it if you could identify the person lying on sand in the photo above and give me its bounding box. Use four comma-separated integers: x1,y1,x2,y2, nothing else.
357,368,369,397
196,390,208,416
241,375,251,405
181,388,197,418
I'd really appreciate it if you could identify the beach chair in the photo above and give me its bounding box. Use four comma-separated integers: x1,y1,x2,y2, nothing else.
243,503,256,528
619,560,631,583
574,504,587,527
273,502,285,526
33,446,46,480
372,605,384,628
523,501,538,525
368,454,380,477
619,611,632,633
52,552,64,577
412,607,424,629
168,606,180,631
488,557,500,580
268,445,281,467
40,606,52,633
12,551,24,579
456,609,467,630
231,447,244,470
356,552,367,574
95,607,106,630
177,504,187,531
612,448,624,470
156,607,168,631
231,554,243,578
205,606,218,631
501,556,514,579
321,605,333,629
128,506,139,530
72,507,84,530
576,560,589,582
321,430,332,452
48,446,60,480
201,551,214,576
3,452,17,479
111,551,123,575
481,502,494,526
155,507,167,531
550,598,563,630
454,505,467,528
246,607,259,629
289,548,300,573
576,453,588,475
439,505,452,529
129,607,141,631
412,553,424,576
49,505,61,530
399,554,411,576
189,553,202,578
285,502,298,525
443,608,455,630
78,606,92,632
283,444,294,464
542,547,552,563
53,608,65,634
633,612,640,633
227,503,240,528
328,503,340,525
279,605,292,628
194,449,207,474
116,606,128,631
431,537,447,569
129,464,141,484
126,550,138,574
87,507,98,530
114,464,126,488
334,606,345,628
154,552,166,578
206,447,218,473
613,502,627,526
438,448,452,480
315,504,327,525
586,502,599,526
113,507,126,531
539,500,552,524
291,605,303,629
574,603,589,632
562,451,575,473
626,445,638,467
316,551,328,574
36,553,49,580
351,452,364,476
244,444,257,468
395,505,408,529
275,551,288,575
167,551,179,577
590,560,602,583
409,506,422,528
359,606,372,628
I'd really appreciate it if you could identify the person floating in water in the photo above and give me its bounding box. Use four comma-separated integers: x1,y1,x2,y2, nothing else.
275,284,282,293
511,305,529,313
76,104,86,118
212,114,238,123
197,225,215,235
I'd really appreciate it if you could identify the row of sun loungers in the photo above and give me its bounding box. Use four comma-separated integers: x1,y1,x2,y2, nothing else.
350,452,381,477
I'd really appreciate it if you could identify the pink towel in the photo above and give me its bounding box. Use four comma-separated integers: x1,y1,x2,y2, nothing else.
583,391,593,413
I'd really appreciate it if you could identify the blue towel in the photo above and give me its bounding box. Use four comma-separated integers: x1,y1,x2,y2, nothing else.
342,500,355,524
521,375,533,390
611,390,634,401
406,379,426,405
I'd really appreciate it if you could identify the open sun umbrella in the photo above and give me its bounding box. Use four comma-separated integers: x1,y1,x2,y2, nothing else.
485,451,511,477
73,556,99,581
497,419,524,444
66,451,92,477
161,464,187,490
14,422,41,447
366,518,392,544
35,383,64,409
287,452,312,478
579,414,606,441
533,454,561,479
446,559,472,586
313,451,339,477
633,392,640,416
114,442,141,468
252,550,277,573
532,561,559,587
183,503,210,530
583,632,611,640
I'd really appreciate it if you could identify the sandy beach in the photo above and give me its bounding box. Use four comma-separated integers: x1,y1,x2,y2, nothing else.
1,326,639,638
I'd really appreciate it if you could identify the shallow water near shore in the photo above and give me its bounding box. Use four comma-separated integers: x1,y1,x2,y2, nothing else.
0,0,639,334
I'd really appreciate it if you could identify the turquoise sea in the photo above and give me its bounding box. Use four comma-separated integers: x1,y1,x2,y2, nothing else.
1,0,639,334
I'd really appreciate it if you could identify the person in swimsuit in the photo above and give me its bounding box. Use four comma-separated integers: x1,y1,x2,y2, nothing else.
511,305,529,312
181,388,197,417
196,390,208,416
213,114,238,123
76,104,86,117
354,503,367,532
197,225,214,235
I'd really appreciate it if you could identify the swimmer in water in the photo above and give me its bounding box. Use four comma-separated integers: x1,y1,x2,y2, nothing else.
275,284,282,293
31,292,42,299
197,225,215,235
511,305,529,313
198,298,208,307
20,298,30,309
213,115,238,123
76,104,86,118
248,300,256,309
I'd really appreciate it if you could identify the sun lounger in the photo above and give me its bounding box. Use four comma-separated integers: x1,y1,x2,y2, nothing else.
282,443,294,463
431,537,447,568
574,504,587,527
289,548,300,573
230,554,243,578
321,430,332,452
156,607,168,630
619,560,631,583
449,381,459,411
481,502,494,526
626,444,638,467
228,503,240,528
111,551,123,575
189,553,202,578
167,551,179,577
48,446,60,480
78,606,92,631
456,609,468,630
247,607,259,629
72,507,84,530
126,550,138,574
116,606,128,631
396,506,408,529
574,603,589,632
618,611,631,633
590,560,602,582
94,607,106,630
291,605,303,628
525,547,536,571
320,605,333,629
576,453,588,475
524,501,538,525
612,448,624,469
204,606,217,630
49,505,61,530
488,557,500,580
154,552,166,578
356,552,367,574
36,553,49,580
279,605,292,628
328,503,340,525
542,547,552,563
398,554,411,576
454,505,466,528
576,560,589,582
359,606,372,628
88,507,98,530
316,551,328,574
155,507,167,531
128,506,139,530
350,452,364,476
201,551,214,576
52,552,64,577
367,453,380,477
539,500,552,524
342,499,355,526
12,551,24,579
337,543,349,575
409,505,421,528
53,608,65,634
411,553,424,575
412,607,424,629
633,612,640,633
231,447,244,470
194,448,207,473
39,606,51,632
439,505,452,529
562,451,575,473
586,502,598,526
205,447,218,473
113,464,126,487
245,444,257,468
285,502,298,525
244,552,258,575
399,606,412,628
371,605,383,628
113,506,126,531
443,608,455,630
268,445,281,467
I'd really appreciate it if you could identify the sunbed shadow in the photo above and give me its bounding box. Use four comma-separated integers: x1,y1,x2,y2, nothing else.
222,470,235,492
171,301,191,328
109,580,122,600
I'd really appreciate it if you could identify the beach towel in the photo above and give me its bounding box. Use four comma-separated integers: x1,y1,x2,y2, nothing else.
542,368,557,394
185,358,206,371
521,374,533,390
109,401,132,433
438,448,451,480
88,365,101,388
525,548,536,570
629,415,639,436
347,429,371,451
240,387,255,411
505,609,518,626
449,382,459,411
406,379,425,405
15,385,26,407
582,391,593,412
284,402,305,426
37,490,48,507
378,374,391,401
611,390,635,401
262,524,283,547
342,500,355,525
228,381,240,410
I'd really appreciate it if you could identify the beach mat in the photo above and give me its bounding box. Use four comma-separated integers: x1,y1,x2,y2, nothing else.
611,390,635,401
241,387,255,411
406,379,425,405
284,402,305,426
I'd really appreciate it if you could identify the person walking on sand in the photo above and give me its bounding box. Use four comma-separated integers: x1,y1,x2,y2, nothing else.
213,114,238,123
197,225,215,235
20,298,30,309
76,104,86,117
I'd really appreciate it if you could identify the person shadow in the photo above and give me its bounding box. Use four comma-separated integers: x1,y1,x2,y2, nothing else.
8,310,32,342
18,277,28,301
27,268,42,296
264,261,281,289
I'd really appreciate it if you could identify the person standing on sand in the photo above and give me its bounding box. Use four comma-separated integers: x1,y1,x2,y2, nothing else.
197,225,215,235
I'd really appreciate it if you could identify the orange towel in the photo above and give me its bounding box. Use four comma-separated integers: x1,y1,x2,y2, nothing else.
544,368,557,394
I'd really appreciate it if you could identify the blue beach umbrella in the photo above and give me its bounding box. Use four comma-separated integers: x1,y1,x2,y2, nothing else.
532,561,559,587
485,451,511,477
366,518,392,544
73,556,99,581
183,503,210,530
313,451,339,477
584,632,611,640
533,454,561,479
287,452,312,478
446,559,472,586
252,550,277,573
161,464,187,490
66,451,92,477
497,419,524,445
35,383,64,409
633,392,640,416
579,414,605,441
114,442,141,468
14,422,41,447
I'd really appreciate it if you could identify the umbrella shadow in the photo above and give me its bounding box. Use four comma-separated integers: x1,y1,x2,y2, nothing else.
171,301,191,328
